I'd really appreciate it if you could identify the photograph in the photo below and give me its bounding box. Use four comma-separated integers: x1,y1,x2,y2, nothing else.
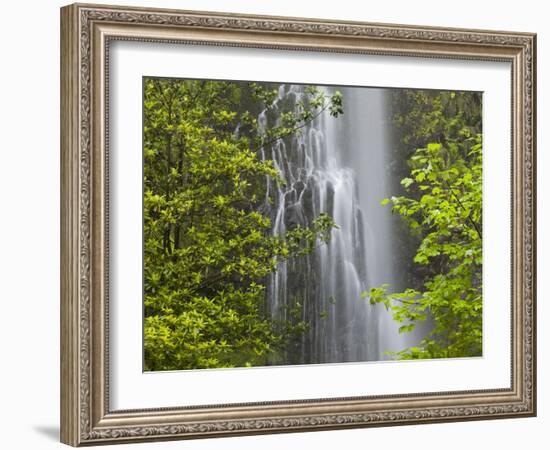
59,3,535,445
142,78,483,372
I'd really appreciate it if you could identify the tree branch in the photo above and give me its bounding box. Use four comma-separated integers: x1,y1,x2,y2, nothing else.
444,180,482,240
252,103,330,154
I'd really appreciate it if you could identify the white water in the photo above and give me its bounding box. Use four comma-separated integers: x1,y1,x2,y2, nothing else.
260,84,420,364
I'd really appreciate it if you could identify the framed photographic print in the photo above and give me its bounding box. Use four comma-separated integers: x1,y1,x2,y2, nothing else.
60,3,536,446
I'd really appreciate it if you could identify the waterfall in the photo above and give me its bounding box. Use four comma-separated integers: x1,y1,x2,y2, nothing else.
260,84,418,365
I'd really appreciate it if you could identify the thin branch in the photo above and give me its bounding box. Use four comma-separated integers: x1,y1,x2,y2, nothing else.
444,180,482,240
252,103,330,154
390,298,422,306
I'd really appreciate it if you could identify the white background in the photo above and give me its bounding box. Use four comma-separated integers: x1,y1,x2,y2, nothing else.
0,0,546,449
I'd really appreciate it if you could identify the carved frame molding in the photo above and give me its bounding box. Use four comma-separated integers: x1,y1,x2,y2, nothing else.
61,3,536,446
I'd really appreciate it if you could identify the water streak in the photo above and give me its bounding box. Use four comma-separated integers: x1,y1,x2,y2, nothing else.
260,84,416,364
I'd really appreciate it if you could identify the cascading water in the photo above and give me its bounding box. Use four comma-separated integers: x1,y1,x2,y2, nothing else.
260,84,419,365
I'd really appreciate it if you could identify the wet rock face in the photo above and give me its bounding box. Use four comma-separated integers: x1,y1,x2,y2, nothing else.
284,202,305,230
293,179,306,196
260,85,374,365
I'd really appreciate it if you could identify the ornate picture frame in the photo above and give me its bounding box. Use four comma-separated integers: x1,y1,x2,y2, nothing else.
60,3,536,446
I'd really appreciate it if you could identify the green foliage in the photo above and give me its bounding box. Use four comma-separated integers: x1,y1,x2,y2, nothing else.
365,90,483,360
143,78,342,371
392,90,482,152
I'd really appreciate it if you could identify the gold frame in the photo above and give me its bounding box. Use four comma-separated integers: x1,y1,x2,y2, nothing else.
60,3,536,446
